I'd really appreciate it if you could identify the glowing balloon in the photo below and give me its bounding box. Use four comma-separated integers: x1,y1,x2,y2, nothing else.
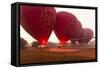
54,11,78,45
20,5,56,45
78,28,93,44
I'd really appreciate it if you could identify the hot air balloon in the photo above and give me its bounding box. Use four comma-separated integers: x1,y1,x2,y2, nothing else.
20,5,56,46
54,11,78,45
71,20,83,44
78,28,93,44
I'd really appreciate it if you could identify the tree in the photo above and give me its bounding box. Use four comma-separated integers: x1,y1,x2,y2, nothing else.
31,41,39,48
20,38,28,49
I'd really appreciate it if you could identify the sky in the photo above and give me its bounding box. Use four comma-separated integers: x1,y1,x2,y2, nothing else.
20,7,95,44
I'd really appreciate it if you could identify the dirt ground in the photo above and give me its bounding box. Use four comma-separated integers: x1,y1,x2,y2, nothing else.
20,47,95,64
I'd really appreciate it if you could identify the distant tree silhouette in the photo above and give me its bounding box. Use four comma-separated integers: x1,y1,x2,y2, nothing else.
31,41,39,48
20,38,28,49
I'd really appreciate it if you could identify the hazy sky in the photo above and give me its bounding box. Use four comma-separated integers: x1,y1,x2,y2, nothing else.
20,7,95,44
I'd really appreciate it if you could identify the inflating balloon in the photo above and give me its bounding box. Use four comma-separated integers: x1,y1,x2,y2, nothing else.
78,28,93,44
54,11,78,45
20,5,56,45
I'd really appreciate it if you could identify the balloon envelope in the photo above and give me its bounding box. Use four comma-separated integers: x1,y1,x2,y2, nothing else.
20,5,56,45
78,28,93,44
54,11,78,45
71,20,83,43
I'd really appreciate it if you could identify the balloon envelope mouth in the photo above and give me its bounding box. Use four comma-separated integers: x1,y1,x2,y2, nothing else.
39,40,47,45
42,40,47,45
60,40,66,45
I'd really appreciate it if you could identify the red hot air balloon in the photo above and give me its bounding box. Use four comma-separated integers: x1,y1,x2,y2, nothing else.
54,11,78,45
20,5,56,45
78,28,93,44
71,20,83,44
